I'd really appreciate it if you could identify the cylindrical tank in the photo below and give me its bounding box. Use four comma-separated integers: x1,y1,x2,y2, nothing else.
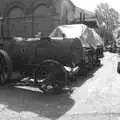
36,37,84,67
7,37,83,68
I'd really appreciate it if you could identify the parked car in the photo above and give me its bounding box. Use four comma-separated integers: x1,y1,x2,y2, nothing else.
90,28,104,58
50,24,104,72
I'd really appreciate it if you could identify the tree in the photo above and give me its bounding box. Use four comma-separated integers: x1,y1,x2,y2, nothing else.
95,3,119,31
95,3,119,45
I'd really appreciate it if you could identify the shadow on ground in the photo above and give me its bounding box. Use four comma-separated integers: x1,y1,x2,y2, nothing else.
0,85,74,119
0,63,103,119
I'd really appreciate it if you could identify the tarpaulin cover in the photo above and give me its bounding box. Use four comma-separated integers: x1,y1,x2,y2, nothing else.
49,24,103,49
89,29,104,48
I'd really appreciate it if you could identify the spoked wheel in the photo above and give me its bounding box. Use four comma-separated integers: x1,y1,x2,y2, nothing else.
0,50,12,84
34,60,67,94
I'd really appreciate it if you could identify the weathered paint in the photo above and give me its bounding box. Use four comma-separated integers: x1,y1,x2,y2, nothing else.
0,36,83,71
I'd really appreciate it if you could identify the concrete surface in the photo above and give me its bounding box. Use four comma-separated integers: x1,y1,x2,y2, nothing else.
0,52,120,120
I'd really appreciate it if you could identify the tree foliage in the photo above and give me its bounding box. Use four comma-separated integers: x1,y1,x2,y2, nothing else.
95,3,119,31
95,3,119,45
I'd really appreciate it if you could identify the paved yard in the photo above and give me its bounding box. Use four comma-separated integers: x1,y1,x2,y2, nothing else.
0,52,120,120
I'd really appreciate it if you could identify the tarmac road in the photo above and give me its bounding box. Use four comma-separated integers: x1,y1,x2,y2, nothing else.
0,52,120,120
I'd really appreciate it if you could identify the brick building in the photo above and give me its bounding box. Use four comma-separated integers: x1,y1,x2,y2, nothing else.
0,0,95,37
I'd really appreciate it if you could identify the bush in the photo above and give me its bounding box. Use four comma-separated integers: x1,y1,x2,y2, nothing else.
97,28,114,46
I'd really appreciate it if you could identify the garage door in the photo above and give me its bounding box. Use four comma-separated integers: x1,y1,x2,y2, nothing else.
33,5,52,36
8,8,25,37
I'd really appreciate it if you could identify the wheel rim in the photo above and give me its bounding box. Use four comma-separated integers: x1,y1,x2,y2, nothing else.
35,64,66,94
36,68,52,93
0,54,9,83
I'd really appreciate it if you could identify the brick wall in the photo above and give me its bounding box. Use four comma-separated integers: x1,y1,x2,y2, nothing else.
0,0,85,37
0,0,60,37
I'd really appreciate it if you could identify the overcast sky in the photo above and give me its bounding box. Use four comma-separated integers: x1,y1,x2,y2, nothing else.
71,0,120,13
